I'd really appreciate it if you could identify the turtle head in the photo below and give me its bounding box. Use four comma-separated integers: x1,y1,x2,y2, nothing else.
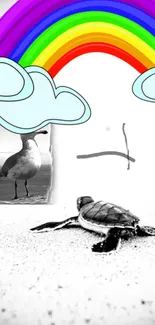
77,196,94,211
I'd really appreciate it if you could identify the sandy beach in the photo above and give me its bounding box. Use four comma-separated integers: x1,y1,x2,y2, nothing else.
0,207,155,325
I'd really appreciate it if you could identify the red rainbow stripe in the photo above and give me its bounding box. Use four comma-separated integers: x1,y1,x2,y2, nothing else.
49,42,147,78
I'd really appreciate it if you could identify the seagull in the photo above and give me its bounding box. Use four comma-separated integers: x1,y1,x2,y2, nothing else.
0,130,48,200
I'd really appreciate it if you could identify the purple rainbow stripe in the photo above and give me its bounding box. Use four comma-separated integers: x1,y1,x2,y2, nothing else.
0,0,155,57
115,0,155,17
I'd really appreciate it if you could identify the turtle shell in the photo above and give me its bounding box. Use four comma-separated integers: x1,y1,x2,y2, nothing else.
80,201,139,228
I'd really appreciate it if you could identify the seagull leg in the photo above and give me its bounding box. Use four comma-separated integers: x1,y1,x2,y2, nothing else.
24,180,29,197
13,181,18,200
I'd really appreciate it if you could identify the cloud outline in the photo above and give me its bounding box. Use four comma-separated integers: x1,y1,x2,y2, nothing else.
132,67,155,103
0,57,34,102
0,59,91,134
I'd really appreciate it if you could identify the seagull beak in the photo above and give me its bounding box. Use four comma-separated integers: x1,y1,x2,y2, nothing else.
35,130,48,136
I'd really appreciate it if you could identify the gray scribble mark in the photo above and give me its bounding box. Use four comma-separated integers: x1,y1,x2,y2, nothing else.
122,123,130,170
77,151,135,162
77,123,135,165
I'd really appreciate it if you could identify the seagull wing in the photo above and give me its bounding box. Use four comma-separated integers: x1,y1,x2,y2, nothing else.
1,152,21,177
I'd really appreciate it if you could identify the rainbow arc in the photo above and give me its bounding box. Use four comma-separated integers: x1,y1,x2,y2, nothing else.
0,0,155,77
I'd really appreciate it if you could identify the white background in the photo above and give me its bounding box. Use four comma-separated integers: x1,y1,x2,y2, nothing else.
0,0,16,17
53,54,155,225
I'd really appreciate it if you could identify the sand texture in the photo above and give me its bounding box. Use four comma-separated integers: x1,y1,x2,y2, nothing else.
0,212,155,325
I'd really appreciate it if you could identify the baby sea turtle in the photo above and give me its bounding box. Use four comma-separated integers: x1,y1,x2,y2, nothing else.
30,196,155,253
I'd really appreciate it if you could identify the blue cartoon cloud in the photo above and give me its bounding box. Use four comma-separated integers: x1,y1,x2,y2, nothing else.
0,58,34,101
0,58,91,134
132,68,155,102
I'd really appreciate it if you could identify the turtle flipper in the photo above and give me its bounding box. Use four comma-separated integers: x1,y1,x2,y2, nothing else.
137,225,155,236
92,228,121,253
30,216,78,231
